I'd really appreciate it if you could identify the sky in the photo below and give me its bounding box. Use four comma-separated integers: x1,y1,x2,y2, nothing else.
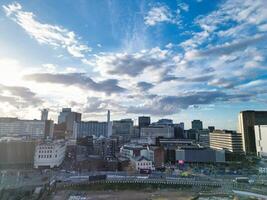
0,0,267,130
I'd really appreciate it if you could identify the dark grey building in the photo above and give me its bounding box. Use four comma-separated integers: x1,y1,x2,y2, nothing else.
192,120,203,130
176,147,225,163
138,116,151,128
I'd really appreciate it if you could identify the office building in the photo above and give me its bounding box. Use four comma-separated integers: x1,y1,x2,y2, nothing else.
174,123,185,139
75,121,108,138
0,117,54,138
192,120,203,130
77,136,94,155
176,147,225,163
155,119,173,126
138,116,151,128
140,126,174,144
58,108,81,138
41,109,48,121
210,130,243,153
94,137,117,158
34,140,66,168
0,137,36,168
112,119,133,141
255,125,267,159
107,110,112,137
238,110,267,154
198,129,210,147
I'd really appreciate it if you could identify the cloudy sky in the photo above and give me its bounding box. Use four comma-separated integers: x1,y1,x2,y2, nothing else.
0,0,267,129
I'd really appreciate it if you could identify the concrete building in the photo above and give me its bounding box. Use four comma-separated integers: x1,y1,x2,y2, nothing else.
112,119,133,141
75,121,108,138
58,108,81,138
107,110,112,137
140,146,165,169
255,125,267,159
138,116,151,128
140,126,174,144
120,143,146,159
238,110,267,154
198,129,210,147
192,120,203,130
0,117,54,138
176,147,225,163
34,140,66,168
94,137,117,158
41,109,48,121
131,156,153,171
0,137,36,168
210,130,243,154
155,119,173,126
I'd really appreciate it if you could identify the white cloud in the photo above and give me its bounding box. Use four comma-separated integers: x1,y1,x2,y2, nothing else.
178,3,189,12
3,2,91,58
144,5,177,26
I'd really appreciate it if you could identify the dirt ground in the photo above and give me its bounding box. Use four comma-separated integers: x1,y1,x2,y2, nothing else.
51,189,195,200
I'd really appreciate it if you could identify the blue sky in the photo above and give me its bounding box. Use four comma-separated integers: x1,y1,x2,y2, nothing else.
0,0,267,129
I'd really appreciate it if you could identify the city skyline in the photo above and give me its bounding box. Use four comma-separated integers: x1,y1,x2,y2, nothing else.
0,0,267,130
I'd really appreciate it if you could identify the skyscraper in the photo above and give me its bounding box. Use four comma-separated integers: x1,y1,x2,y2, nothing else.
107,110,112,137
138,116,151,128
238,110,267,154
41,109,48,121
192,120,203,130
58,108,81,138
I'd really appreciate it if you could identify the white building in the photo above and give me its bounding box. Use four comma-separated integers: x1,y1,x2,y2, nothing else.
131,156,153,171
255,125,267,159
34,140,66,168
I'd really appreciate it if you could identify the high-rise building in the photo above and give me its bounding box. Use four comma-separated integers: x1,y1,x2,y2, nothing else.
41,109,48,121
112,119,133,141
58,108,72,124
209,130,243,154
138,116,151,128
58,108,81,138
174,123,185,139
238,110,267,154
192,120,203,130
255,125,267,159
107,110,112,137
0,117,53,138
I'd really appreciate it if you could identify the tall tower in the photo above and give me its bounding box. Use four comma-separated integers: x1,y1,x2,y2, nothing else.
107,110,112,137
41,109,48,121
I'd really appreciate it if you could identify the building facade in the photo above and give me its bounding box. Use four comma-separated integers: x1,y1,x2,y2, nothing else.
176,147,225,163
0,117,53,138
140,126,174,144
131,156,153,171
75,121,108,138
112,119,133,141
0,138,36,168
238,110,267,154
34,140,66,168
138,116,151,128
210,130,243,153
192,120,203,130
255,125,267,159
